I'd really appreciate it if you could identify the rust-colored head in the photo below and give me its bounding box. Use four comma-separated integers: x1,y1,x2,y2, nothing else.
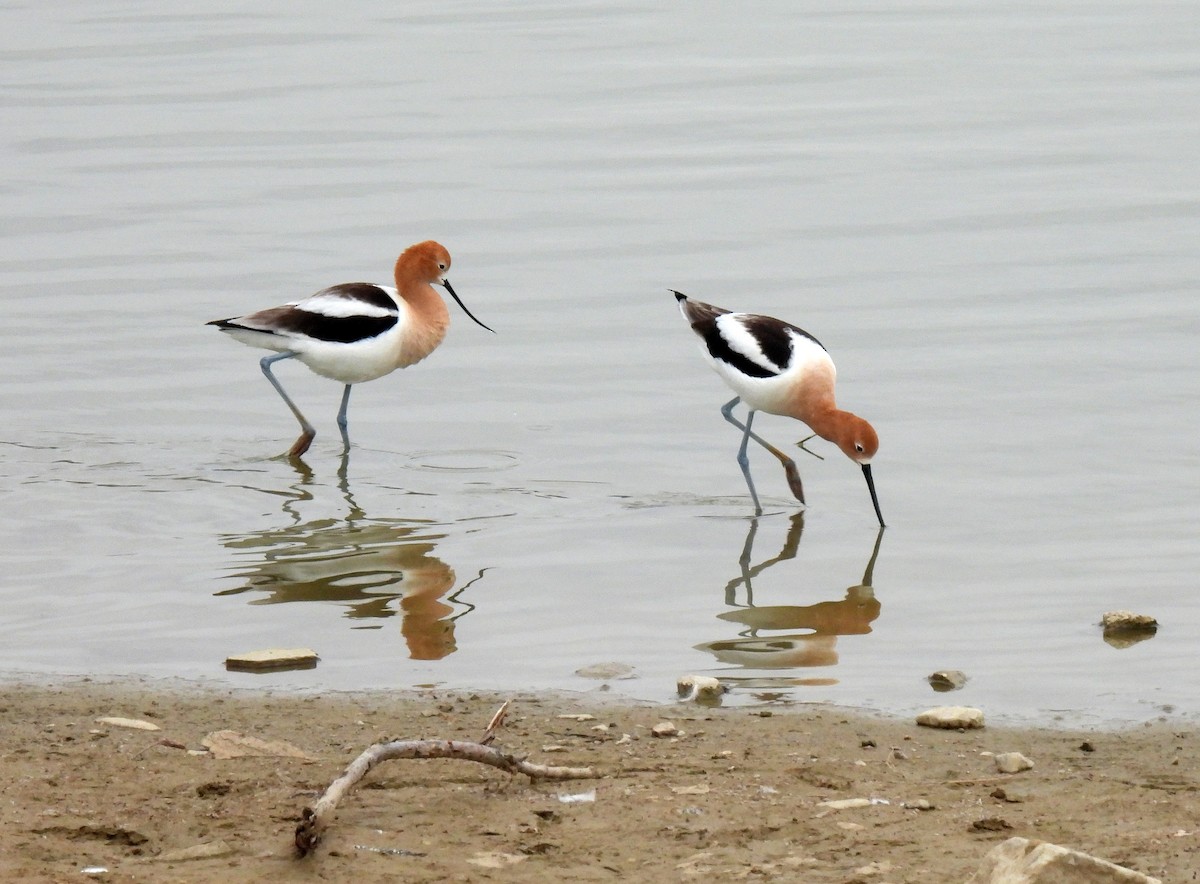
828,411,879,465
394,240,493,333
395,240,453,286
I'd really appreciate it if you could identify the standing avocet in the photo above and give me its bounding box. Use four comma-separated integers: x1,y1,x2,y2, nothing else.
209,241,492,458
673,290,884,525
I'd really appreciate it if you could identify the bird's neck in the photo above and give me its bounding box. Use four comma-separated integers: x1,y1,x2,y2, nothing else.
394,276,450,367
787,379,841,441
800,405,845,444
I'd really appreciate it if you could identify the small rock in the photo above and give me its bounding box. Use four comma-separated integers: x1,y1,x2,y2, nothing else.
990,787,1025,803
966,836,1163,883
1079,740,1096,753
906,799,934,811
224,647,318,672
1101,611,1158,649
651,721,679,738
818,798,873,810
575,662,637,680
994,752,1034,774
928,670,969,692
916,706,985,730
94,717,160,732
556,714,596,722
971,817,1013,832
676,675,725,702
1101,610,1157,631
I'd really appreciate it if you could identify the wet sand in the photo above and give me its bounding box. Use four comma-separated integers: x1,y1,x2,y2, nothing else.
0,680,1194,882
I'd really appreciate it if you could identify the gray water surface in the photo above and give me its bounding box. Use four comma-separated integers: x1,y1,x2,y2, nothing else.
3,2,1198,725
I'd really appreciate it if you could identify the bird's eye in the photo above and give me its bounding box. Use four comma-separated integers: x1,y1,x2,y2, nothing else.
438,263,447,271
855,443,864,452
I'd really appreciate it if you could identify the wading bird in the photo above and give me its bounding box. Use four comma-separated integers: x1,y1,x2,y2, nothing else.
673,290,883,525
209,241,492,457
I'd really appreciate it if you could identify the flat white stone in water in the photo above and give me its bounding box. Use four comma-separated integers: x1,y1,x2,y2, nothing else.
224,647,319,672
676,674,725,701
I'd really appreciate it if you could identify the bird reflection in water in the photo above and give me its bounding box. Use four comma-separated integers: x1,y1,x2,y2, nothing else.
215,458,483,660
695,514,884,687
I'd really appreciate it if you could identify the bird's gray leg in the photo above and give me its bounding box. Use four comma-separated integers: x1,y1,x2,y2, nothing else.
720,397,806,506
336,384,352,453
260,351,315,458
721,397,762,515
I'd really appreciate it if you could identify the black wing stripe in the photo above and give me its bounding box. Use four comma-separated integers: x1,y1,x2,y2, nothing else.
218,307,398,344
315,283,398,311
702,323,779,379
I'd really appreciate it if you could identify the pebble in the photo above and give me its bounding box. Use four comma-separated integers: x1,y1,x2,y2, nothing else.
575,662,637,680
994,752,1034,774
1101,611,1158,649
224,647,318,672
94,717,160,732
1101,610,1158,631
651,721,679,738
916,706,985,730
819,798,873,810
676,675,725,702
927,670,969,692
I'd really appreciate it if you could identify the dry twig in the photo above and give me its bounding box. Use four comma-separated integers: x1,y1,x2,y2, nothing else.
294,702,595,856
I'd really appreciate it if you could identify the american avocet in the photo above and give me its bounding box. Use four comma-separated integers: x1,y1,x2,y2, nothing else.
209,241,492,458
673,290,884,526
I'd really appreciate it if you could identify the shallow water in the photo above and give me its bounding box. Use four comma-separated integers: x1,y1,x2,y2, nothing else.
3,2,1198,724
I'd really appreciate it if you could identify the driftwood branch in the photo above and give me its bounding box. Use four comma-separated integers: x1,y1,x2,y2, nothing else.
294,702,596,857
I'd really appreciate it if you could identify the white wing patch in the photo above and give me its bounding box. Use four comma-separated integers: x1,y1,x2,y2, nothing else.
714,313,785,375
293,287,398,319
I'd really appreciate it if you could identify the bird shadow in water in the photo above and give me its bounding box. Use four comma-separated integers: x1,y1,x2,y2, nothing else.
695,514,885,693
214,453,485,660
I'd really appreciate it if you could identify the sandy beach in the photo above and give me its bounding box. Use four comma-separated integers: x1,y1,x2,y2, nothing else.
0,680,1195,882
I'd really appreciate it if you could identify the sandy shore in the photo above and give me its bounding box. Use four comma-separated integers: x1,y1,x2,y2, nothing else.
0,680,1194,882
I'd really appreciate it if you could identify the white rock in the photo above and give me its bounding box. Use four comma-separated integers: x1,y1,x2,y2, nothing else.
676,675,725,701
651,721,679,738
94,717,160,732
224,647,318,671
994,752,1035,774
916,706,985,729
818,798,872,810
967,836,1162,883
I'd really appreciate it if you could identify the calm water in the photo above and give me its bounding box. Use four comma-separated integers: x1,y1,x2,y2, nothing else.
3,2,1198,725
